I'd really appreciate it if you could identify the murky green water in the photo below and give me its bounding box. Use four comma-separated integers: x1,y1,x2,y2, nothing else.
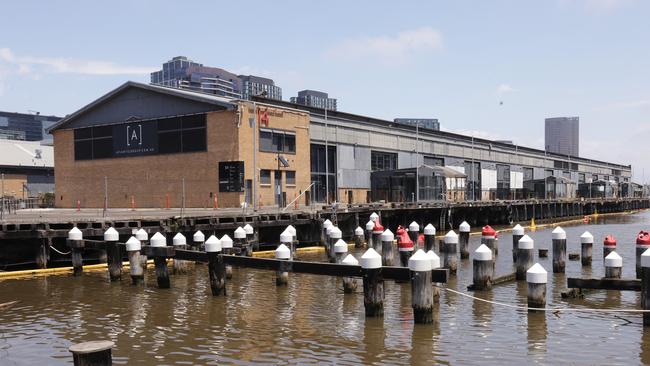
1,211,650,365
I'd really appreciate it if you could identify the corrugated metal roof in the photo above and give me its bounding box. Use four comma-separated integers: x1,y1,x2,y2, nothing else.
0,139,53,168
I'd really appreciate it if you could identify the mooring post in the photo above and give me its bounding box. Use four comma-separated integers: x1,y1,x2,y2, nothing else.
398,232,414,268
526,263,547,310
221,235,234,279
459,221,470,259
234,227,249,256
104,227,121,281
512,224,524,262
408,221,420,247
424,223,436,252
149,232,171,289
581,231,593,267
472,244,493,290
516,235,534,280
328,226,342,263
244,223,256,252
372,221,384,255
409,249,433,324
322,219,333,248
365,220,375,249
287,224,298,256
481,225,497,269
605,251,622,279
354,226,365,248
442,230,458,274
552,226,566,273
35,238,50,269
361,248,384,317
135,228,149,268
192,230,204,252
342,254,359,293
275,243,291,286
426,250,441,303
637,232,650,279
603,235,616,263
641,249,650,326
205,235,225,296
381,228,395,267
69,340,114,366
334,238,348,264
67,227,84,276
172,233,189,275
280,230,294,261
125,236,143,285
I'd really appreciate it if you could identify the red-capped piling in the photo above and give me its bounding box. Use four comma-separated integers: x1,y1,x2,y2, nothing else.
636,231,650,279
603,235,617,262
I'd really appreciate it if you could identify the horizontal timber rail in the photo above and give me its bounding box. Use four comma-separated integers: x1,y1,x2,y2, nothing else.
567,277,641,291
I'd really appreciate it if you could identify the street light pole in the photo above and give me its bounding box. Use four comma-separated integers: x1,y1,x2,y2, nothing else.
416,123,419,203
252,102,257,211
324,106,329,204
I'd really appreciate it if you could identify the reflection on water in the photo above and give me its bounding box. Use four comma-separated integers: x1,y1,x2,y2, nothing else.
0,210,649,365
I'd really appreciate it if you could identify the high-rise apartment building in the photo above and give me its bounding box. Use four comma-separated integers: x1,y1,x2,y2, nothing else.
290,90,337,110
545,117,579,156
393,118,440,131
239,75,282,100
0,111,61,142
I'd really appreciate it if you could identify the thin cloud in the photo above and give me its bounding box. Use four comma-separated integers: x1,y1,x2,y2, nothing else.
325,27,443,65
594,98,650,111
496,83,516,95
557,0,636,12
0,47,156,75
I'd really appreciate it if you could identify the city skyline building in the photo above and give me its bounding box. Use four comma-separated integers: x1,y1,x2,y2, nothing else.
393,118,440,131
545,116,579,157
239,75,282,101
0,111,61,142
290,90,337,110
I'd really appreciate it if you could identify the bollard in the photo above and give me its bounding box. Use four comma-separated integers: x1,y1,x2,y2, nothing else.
342,254,359,293
69,340,114,366
334,239,348,263
328,226,342,263
641,248,650,326
125,236,143,285
516,235,534,280
372,221,384,255
149,232,172,288
381,228,395,266
370,212,379,223
275,244,291,286
408,221,420,247
604,251,622,279
67,227,84,276
221,234,234,279
637,231,650,279
459,221,470,259
172,233,189,274
322,219,333,247
424,224,436,252
354,226,365,248
361,248,384,317
205,235,225,296
426,250,441,303
397,228,414,268
409,249,433,324
580,231,593,267
442,230,458,274
104,227,121,282
280,230,294,260
603,235,616,263
135,228,149,268
243,223,256,251
526,263,547,310
234,227,249,256
365,220,375,249
552,226,566,273
192,230,205,252
286,224,298,256
512,224,524,262
482,225,497,256
473,244,493,290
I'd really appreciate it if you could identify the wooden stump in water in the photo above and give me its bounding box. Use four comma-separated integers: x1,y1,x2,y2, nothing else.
381,229,395,267
551,227,566,273
361,248,384,317
472,244,493,291
459,221,470,260
581,231,593,267
512,224,524,263
69,340,114,366
342,254,359,293
146,233,174,289
275,244,291,286
516,235,534,281
641,250,650,326
205,235,225,296
67,229,85,277
126,236,143,285
442,231,458,275
104,227,121,282
409,250,433,324
221,235,234,279
354,226,365,248
605,251,622,279
172,233,190,275
424,224,436,252
527,263,547,311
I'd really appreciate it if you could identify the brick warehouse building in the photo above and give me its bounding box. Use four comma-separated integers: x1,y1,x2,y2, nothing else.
49,82,310,208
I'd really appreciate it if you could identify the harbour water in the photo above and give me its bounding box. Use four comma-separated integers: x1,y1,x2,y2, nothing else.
1,211,650,365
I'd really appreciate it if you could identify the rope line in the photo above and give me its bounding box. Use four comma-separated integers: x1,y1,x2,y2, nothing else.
436,284,650,313
49,246,71,256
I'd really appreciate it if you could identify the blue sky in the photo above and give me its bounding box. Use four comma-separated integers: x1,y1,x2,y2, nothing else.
1,0,649,182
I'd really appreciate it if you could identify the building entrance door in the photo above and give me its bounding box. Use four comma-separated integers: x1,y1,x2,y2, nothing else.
275,171,282,207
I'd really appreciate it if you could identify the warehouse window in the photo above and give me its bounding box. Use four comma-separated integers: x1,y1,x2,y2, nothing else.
371,151,397,171
260,170,271,185
286,171,296,185
74,126,113,160
157,114,206,155
259,128,295,154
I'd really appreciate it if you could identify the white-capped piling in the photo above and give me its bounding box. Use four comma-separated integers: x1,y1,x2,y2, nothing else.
361,248,384,317
125,236,143,285
234,227,249,256
104,227,121,282
640,249,650,326
172,233,189,274
381,229,395,266
322,219,333,247
328,226,342,262
334,239,348,264
342,254,359,293
459,221,470,259
205,235,225,296
365,220,375,249
481,225,497,256
275,243,291,286
580,231,593,267
552,226,566,273
243,224,256,251
370,212,379,222
221,234,234,278
286,225,298,255
426,250,441,302
408,221,420,247
409,249,434,324
516,235,534,280
354,226,365,248
605,251,622,279
637,232,650,279
136,228,149,267
67,227,84,276
150,232,170,288
424,224,436,252
526,263,547,310
192,230,204,252
512,224,525,262
372,222,384,255
280,230,294,260
473,244,493,290
603,235,617,262
442,230,458,274
69,340,114,366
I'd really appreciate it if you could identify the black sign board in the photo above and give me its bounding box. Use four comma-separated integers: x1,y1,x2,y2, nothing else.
112,120,158,157
219,161,245,192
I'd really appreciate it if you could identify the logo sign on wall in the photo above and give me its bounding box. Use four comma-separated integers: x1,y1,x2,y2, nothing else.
113,120,158,157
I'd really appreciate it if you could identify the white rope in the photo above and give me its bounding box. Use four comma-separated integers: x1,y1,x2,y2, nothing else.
436,284,650,313
49,245,71,256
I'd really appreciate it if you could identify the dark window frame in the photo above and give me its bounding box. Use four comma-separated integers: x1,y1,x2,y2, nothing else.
259,128,296,154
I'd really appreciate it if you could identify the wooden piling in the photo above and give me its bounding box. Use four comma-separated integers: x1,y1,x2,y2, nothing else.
205,235,226,296
459,221,470,259
104,227,121,281
472,244,493,290
365,220,375,249
361,248,384,317
328,226,342,263
409,249,433,324
552,226,566,273
512,224,524,262
67,227,84,276
234,227,249,256
372,223,384,256
581,231,593,267
149,232,171,289
334,239,348,264
342,254,359,293
604,251,622,279
221,234,234,279
244,224,256,252
424,224,436,252
516,235,534,280
381,229,395,266
135,228,149,268
641,249,650,326
637,232,650,279
481,225,497,256
426,250,441,303
172,233,190,275
442,230,458,275
322,219,333,248
69,340,114,366
526,263,547,310
603,235,616,264
275,244,291,286
287,225,298,257
35,238,49,269
354,226,365,248
125,236,143,285
408,221,420,247
280,230,294,261
192,230,205,252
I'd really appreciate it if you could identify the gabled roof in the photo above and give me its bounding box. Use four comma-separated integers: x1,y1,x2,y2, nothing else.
48,81,236,132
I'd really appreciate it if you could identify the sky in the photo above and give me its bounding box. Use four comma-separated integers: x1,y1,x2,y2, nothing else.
1,0,649,182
